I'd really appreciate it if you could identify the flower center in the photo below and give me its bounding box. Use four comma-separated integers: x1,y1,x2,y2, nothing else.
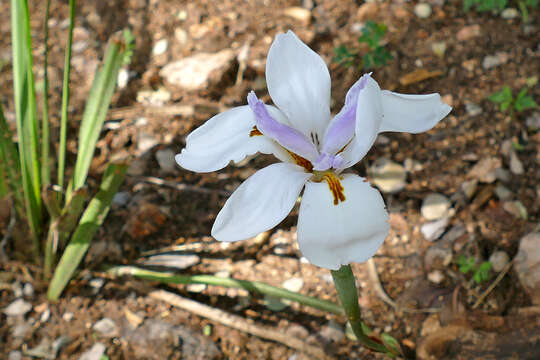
313,170,346,205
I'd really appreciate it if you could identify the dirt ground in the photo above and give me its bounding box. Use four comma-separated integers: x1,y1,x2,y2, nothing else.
1,0,540,359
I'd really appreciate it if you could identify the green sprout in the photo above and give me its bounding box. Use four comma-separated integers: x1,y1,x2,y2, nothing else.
332,21,392,70
518,0,539,22
456,255,493,284
488,85,538,113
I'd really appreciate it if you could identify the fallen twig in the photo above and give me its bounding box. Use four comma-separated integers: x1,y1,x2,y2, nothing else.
139,176,231,196
367,258,440,314
150,290,330,360
472,258,515,309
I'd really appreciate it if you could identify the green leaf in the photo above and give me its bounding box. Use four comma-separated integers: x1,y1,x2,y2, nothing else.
333,45,355,65
488,86,512,103
10,0,42,247
47,163,127,300
514,88,537,112
456,255,476,274
67,30,134,200
473,261,492,284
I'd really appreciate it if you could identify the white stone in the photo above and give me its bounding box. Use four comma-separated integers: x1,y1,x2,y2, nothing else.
414,3,432,18
515,232,540,304
421,193,451,220
421,217,449,241
509,150,524,175
79,343,106,360
155,149,177,173
3,299,32,317
153,39,168,56
494,184,512,201
93,318,118,337
370,158,407,193
282,278,304,292
501,8,519,19
160,49,235,91
427,270,445,284
489,251,510,272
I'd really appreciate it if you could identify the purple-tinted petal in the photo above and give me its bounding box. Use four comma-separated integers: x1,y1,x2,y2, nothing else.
247,91,319,162
321,73,371,155
313,152,334,171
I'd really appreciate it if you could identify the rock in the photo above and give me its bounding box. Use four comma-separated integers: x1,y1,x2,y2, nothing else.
137,133,159,153
482,52,509,70
283,7,311,24
89,278,104,292
404,158,424,172
112,191,131,207
468,157,502,183
457,24,481,41
152,39,168,56
494,184,513,201
414,3,432,18
421,193,451,220
465,102,483,116
79,343,106,360
509,150,524,175
526,112,540,131
4,299,32,317
431,42,447,57
136,87,171,106
424,246,452,270
174,28,189,45
282,277,304,292
93,318,119,337
421,217,449,241
461,179,478,200
441,225,466,244
8,351,22,360
160,49,235,91
142,254,200,270
155,148,177,173
489,251,510,272
495,167,511,183
515,232,540,304
40,308,51,323
370,158,407,193
25,337,69,359
187,283,207,293
319,320,344,343
12,320,32,338
503,200,528,219
117,68,129,89
63,312,74,322
501,8,519,19
427,270,445,284
356,2,379,21
23,283,34,298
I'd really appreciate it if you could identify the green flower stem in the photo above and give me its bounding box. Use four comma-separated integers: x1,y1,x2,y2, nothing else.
108,266,343,315
331,265,395,355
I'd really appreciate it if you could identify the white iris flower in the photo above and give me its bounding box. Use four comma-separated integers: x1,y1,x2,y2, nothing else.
176,31,451,270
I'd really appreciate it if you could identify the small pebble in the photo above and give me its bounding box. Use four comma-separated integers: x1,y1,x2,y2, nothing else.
494,184,513,201
23,283,34,298
421,217,448,241
427,270,445,284
79,343,106,360
8,351,23,360
465,102,483,117
431,42,446,57
509,150,524,175
489,251,510,272
152,39,168,56
526,112,540,131
421,193,451,220
282,278,304,292
63,312,74,322
461,179,478,200
414,3,432,18
4,298,32,317
93,318,118,337
501,8,519,19
155,148,177,173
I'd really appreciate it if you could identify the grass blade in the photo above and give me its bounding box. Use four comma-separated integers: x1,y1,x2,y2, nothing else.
10,0,42,246
68,30,133,199
0,104,25,217
108,266,344,315
57,0,76,191
47,163,127,300
41,0,52,187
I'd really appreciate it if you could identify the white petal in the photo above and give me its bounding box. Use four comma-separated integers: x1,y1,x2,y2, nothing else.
212,163,311,241
297,174,389,270
337,77,382,170
378,91,452,133
266,31,331,140
176,105,290,172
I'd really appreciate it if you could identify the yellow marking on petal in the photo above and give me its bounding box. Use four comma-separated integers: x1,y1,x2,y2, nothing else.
286,150,313,172
322,172,346,205
249,126,263,137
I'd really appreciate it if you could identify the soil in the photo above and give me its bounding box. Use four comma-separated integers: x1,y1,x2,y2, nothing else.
1,0,539,359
